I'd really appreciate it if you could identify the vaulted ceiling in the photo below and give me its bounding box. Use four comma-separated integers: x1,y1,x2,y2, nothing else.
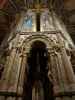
0,0,75,44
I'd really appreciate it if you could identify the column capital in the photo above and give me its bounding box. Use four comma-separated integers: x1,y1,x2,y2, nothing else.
47,48,56,56
19,51,29,58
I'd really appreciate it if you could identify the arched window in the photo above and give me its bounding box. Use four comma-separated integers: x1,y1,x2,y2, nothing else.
40,9,55,32
17,10,36,32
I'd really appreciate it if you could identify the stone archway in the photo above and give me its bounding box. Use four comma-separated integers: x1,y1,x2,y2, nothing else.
22,40,54,100
20,35,55,100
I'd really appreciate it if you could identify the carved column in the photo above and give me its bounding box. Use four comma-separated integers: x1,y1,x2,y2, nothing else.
57,33,75,91
61,48,75,86
0,48,17,91
17,50,28,96
48,46,73,100
48,49,65,91
48,49,59,88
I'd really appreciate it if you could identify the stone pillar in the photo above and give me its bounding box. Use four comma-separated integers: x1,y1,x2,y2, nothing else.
48,49,66,94
0,46,26,94
2,34,22,93
0,48,17,92
17,51,28,95
48,49,62,100
57,33,75,91
62,48,75,82
48,46,74,100
48,50,59,86
0,48,22,100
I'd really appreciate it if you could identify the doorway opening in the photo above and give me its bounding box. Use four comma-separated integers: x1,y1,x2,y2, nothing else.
23,41,54,100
